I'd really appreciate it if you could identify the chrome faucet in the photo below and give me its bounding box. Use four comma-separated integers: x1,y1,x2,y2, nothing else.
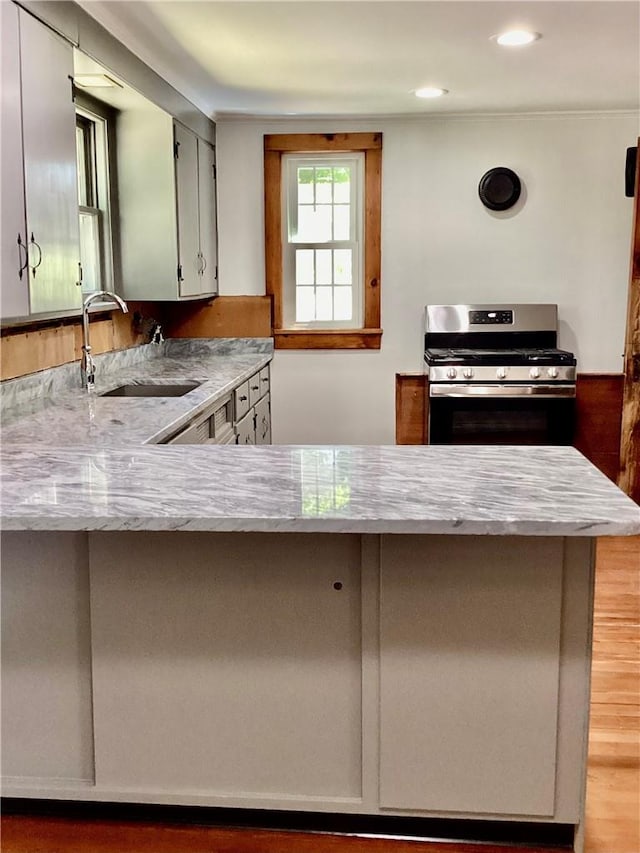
81,291,128,389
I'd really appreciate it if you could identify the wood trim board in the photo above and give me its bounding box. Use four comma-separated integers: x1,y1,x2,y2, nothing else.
164,296,272,339
263,133,382,350
0,302,151,381
619,134,640,502
395,372,624,483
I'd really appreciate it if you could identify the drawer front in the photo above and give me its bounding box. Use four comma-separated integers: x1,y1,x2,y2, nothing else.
254,394,271,445
234,381,250,421
236,410,255,445
248,372,262,408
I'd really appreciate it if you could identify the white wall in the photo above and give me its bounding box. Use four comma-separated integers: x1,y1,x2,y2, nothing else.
217,113,639,444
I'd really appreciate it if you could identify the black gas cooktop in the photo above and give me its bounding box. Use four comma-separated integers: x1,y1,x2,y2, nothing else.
424,347,577,367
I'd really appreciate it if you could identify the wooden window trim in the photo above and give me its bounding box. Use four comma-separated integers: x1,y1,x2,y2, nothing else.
264,132,382,350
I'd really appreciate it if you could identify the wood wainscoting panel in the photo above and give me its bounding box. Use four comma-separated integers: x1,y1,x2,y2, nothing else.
0,324,76,380
164,296,272,339
395,372,426,444
0,302,154,381
575,374,624,483
395,372,624,481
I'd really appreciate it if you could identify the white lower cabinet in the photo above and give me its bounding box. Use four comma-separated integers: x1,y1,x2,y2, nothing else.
1,529,593,843
379,535,565,817
235,409,256,445
0,532,94,784
254,394,271,444
232,366,271,445
165,394,233,445
162,365,272,446
89,532,362,799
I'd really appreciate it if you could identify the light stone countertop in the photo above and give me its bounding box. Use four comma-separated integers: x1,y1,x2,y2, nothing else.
0,343,272,447
1,339,639,536
1,444,639,535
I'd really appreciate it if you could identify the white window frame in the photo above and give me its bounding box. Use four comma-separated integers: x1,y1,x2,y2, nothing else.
281,152,364,330
75,104,114,295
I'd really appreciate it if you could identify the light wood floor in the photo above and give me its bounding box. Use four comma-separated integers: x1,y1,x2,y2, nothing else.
2,536,639,853
584,535,640,853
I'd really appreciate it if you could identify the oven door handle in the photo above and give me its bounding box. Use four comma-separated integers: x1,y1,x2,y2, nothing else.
429,384,576,398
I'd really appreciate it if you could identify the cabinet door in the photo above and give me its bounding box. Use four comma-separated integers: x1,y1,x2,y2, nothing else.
197,138,218,296
174,122,200,297
1,532,94,784
379,535,563,817
1,2,29,319
254,394,271,444
19,9,81,314
236,408,256,444
89,532,363,800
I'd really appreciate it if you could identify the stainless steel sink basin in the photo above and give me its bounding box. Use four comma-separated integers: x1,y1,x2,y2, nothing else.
99,382,201,398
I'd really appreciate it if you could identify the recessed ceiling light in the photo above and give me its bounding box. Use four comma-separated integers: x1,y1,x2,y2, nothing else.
74,74,123,89
415,87,448,99
495,30,541,47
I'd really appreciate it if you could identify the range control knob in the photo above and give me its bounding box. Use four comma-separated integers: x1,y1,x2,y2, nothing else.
529,367,541,379
547,367,559,379
463,368,474,379
446,367,458,379
496,367,507,380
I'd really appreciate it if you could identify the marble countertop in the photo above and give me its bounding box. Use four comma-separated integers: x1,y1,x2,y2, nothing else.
1,339,638,537
1,344,271,447
1,444,639,535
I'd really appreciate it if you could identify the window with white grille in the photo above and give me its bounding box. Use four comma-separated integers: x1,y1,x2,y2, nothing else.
75,98,116,295
282,153,364,329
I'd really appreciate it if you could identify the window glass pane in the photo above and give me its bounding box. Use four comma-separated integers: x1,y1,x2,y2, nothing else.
295,249,314,285
334,287,353,321
315,249,332,285
79,210,101,293
334,249,352,284
333,205,350,241
297,167,314,204
316,287,333,321
333,167,350,203
76,125,88,206
315,167,332,204
296,286,315,322
297,204,332,242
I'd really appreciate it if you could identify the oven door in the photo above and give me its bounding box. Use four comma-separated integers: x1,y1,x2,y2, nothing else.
428,384,576,445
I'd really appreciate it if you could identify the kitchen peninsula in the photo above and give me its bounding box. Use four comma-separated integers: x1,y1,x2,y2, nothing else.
1,346,639,853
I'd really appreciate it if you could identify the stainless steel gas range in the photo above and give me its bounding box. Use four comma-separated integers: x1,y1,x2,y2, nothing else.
424,304,577,445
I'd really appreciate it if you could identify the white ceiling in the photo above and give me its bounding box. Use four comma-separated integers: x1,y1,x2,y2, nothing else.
77,1,640,119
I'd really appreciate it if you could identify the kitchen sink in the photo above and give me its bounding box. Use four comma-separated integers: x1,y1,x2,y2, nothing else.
99,382,202,398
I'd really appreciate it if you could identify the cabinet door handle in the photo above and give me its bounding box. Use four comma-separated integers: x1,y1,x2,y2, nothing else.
76,262,83,287
239,394,248,402
261,377,269,383
251,384,259,391
17,234,28,280
29,233,42,277
201,253,207,274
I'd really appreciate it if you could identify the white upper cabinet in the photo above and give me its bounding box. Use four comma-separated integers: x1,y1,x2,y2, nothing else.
174,122,201,297
197,137,218,297
118,115,218,301
175,123,219,299
1,3,82,319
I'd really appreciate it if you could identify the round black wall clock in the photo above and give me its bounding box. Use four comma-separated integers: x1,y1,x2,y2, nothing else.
478,167,522,211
